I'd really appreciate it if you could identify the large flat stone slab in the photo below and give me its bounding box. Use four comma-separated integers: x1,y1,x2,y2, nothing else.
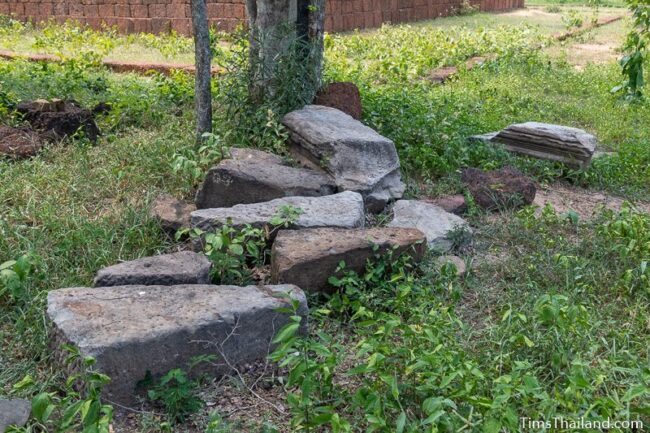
47,284,308,405
271,227,426,293
471,122,597,168
191,191,365,234
94,251,212,287
388,200,471,252
0,399,31,432
282,105,405,212
195,152,336,209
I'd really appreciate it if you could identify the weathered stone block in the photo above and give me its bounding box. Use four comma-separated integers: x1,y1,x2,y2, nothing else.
191,191,365,234
93,251,212,287
388,200,471,252
47,284,308,405
282,105,405,212
195,152,336,209
271,227,426,293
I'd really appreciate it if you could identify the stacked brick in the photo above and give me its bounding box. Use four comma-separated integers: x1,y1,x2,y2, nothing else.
0,0,524,34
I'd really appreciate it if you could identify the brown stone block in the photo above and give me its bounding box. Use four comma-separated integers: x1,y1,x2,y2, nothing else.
166,3,185,18
53,2,69,15
98,4,114,16
42,3,54,15
117,17,134,32
132,17,151,33
148,3,165,16
170,17,191,34
150,17,171,33
115,4,130,16
130,4,148,18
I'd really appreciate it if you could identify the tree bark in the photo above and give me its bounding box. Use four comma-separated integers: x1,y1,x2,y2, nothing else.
245,0,325,102
191,0,212,143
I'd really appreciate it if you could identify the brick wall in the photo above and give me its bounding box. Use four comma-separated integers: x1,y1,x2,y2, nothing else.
0,0,524,35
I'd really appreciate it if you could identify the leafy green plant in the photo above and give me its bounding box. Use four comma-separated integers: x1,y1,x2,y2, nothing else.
11,347,113,433
212,26,319,152
0,253,38,305
562,9,585,29
172,132,230,187
182,205,303,285
147,368,203,423
196,222,267,285
613,0,650,98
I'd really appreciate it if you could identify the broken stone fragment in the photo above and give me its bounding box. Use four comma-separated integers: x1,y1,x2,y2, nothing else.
271,227,426,293
0,399,31,432
461,166,536,211
93,251,212,287
426,194,467,215
388,200,471,252
150,194,196,234
282,105,405,212
47,284,308,405
313,82,363,120
435,255,467,277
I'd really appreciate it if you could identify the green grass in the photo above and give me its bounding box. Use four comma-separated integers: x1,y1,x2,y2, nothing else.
1,10,649,432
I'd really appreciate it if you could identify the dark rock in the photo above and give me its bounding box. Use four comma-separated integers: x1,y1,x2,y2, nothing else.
461,166,536,211
313,82,362,120
17,99,100,142
195,150,336,209
282,105,405,212
47,284,308,405
94,251,212,287
150,194,196,234
0,399,31,432
271,227,426,293
0,125,45,159
92,102,112,115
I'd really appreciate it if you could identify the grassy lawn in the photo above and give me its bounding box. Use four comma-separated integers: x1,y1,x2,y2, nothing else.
1,6,649,433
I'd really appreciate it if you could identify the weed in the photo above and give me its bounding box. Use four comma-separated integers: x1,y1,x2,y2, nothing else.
10,348,113,433
147,368,204,423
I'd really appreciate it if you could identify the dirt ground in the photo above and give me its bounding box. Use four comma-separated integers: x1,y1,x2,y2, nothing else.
533,182,650,219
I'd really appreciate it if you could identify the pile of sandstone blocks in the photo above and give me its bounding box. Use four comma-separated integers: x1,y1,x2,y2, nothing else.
46,103,473,405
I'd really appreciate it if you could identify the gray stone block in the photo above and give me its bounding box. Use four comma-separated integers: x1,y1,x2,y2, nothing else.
47,284,308,405
282,105,405,212
94,251,212,287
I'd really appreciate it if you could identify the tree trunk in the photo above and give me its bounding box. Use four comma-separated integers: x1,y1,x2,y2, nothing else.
191,0,212,143
245,0,325,102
